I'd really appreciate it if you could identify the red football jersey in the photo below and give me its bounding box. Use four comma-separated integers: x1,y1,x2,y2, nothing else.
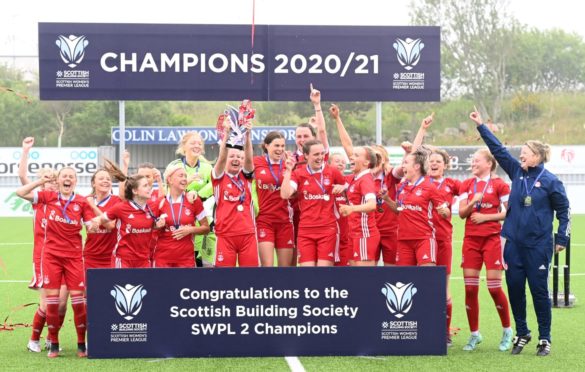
396,177,448,240
429,178,462,241
346,170,379,238
290,164,345,230
154,194,206,261
212,170,256,236
84,194,122,260
254,155,292,223
33,191,94,258
460,176,510,236
290,150,330,215
105,200,159,260
374,171,400,233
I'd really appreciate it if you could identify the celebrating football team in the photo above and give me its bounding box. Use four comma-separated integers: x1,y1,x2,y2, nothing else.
15,85,570,358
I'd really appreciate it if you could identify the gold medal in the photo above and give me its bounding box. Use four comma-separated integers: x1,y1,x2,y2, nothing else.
377,206,384,213
524,196,532,207
237,204,244,212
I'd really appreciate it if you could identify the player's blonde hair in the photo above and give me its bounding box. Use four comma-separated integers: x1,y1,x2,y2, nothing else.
525,140,551,163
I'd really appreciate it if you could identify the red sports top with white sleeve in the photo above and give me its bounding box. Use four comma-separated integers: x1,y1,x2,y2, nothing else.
84,194,122,260
346,170,378,239
254,155,292,222
459,176,510,236
33,190,94,258
290,164,345,230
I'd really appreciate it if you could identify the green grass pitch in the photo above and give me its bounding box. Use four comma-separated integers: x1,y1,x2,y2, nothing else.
0,216,583,371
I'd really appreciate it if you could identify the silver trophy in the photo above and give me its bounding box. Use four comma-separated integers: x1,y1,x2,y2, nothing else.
217,100,255,150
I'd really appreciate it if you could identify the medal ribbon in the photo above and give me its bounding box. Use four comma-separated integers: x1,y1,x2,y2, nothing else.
228,173,246,204
167,193,184,228
130,200,158,221
306,165,327,195
376,172,386,207
95,194,111,208
523,167,546,199
473,177,491,211
182,157,200,173
58,192,74,223
397,176,424,208
266,154,283,187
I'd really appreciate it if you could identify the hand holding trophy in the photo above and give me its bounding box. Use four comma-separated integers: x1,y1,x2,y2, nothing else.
216,99,255,150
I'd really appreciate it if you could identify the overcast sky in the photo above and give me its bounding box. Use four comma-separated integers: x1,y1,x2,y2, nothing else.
1,0,584,70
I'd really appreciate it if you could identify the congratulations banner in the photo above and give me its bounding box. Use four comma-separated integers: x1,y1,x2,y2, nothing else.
39,23,440,102
87,267,446,358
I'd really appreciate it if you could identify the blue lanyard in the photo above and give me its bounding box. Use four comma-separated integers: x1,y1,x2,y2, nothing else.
306,165,326,194
95,194,111,208
376,172,386,206
182,157,200,173
397,176,424,206
167,194,184,228
523,168,546,197
227,173,246,203
58,192,74,223
473,177,490,211
130,200,157,220
265,154,283,186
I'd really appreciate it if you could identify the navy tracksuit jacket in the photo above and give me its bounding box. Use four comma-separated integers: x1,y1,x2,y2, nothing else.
478,124,570,342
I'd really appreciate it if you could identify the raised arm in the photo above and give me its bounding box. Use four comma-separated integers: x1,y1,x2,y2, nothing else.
330,104,354,158
243,122,254,173
16,174,51,202
280,154,296,200
470,109,520,178
213,120,230,177
411,113,434,152
18,137,34,185
310,84,329,150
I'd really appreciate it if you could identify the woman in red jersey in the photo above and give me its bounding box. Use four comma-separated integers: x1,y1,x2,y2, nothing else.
93,174,165,269
18,137,68,353
16,167,96,358
83,162,124,270
458,148,512,352
281,139,345,266
395,148,450,267
428,147,462,346
153,164,209,268
212,118,258,267
338,146,380,266
328,152,351,266
254,131,295,267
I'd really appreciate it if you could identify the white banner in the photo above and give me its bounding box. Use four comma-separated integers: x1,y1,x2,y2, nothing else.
0,147,99,177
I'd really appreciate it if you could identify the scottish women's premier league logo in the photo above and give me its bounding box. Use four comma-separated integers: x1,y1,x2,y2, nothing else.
393,38,424,71
381,281,417,318
55,34,89,68
111,284,148,321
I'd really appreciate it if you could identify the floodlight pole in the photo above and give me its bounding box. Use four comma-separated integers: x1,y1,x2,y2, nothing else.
375,102,382,145
119,100,126,166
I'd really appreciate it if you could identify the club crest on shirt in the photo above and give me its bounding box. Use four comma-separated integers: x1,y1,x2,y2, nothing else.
445,186,451,193
217,254,224,262
487,186,494,194
259,229,266,238
185,209,191,216
324,177,331,186
227,183,232,188
535,181,541,188
73,203,80,212
350,186,355,193
415,189,422,196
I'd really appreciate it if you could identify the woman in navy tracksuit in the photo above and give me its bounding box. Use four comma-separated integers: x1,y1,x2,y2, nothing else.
470,110,570,357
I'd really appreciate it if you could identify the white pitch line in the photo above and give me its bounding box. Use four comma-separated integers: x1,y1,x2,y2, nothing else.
285,356,306,372
147,358,175,363
358,355,387,360
0,280,28,283
450,273,585,280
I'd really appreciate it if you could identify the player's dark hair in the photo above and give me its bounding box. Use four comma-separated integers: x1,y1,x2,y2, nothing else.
363,146,379,169
296,123,316,138
411,148,429,175
262,131,285,153
302,139,323,156
124,174,147,201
